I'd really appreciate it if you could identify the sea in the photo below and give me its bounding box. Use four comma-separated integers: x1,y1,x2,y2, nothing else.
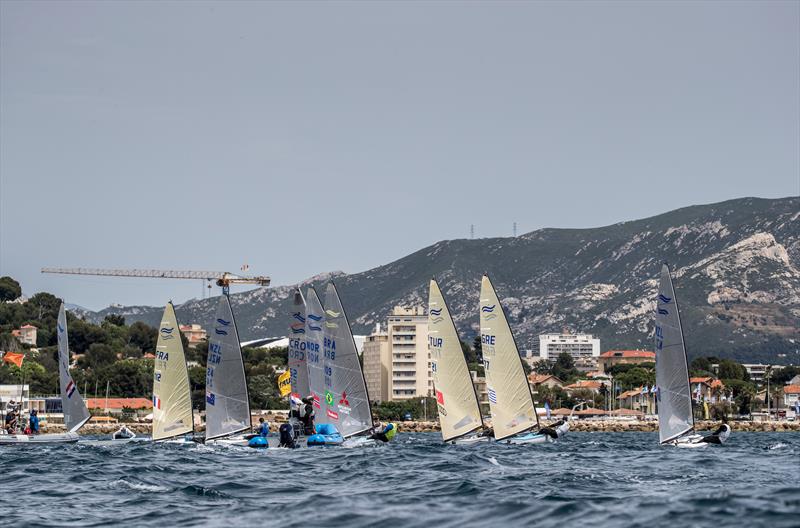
0,432,798,527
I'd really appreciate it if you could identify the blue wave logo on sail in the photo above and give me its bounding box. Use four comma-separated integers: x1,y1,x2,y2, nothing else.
215,328,228,335
430,308,442,316
307,314,322,322
160,327,175,340
432,317,444,324
482,305,496,313
291,322,305,334
308,324,322,331
216,318,231,326
658,308,669,315
658,294,672,304
292,312,305,323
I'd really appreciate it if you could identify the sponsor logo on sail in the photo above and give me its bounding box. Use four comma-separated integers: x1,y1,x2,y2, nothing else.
325,391,334,406
217,318,231,326
206,392,215,405
66,380,76,399
658,294,672,304
339,392,350,406
488,388,497,404
160,327,175,340
292,312,305,323
312,393,321,408
436,390,444,405
153,395,161,410
327,409,339,420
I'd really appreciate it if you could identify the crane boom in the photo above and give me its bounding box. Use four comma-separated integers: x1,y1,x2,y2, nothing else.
41,267,271,291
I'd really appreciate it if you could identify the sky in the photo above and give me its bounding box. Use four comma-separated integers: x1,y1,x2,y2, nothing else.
1,1,798,310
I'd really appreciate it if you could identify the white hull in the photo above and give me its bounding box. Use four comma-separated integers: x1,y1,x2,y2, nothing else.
0,432,80,445
450,434,491,445
501,432,552,445
667,425,731,448
205,434,253,447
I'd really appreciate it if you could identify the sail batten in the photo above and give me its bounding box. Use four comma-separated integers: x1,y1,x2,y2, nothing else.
428,279,484,442
57,304,90,433
479,275,539,440
322,283,373,438
204,295,251,440
655,264,694,444
152,302,193,441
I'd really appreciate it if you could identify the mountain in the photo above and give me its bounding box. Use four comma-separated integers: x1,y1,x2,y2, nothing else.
78,196,800,365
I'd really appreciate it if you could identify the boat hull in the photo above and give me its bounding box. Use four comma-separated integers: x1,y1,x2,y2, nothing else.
0,432,80,445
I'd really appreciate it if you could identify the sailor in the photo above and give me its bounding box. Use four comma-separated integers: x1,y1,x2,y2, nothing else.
699,423,731,444
539,419,566,440
28,409,40,435
278,422,297,448
300,397,315,436
4,407,18,434
368,422,397,443
258,417,270,437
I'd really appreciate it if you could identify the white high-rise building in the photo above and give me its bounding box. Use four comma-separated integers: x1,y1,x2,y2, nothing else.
387,306,432,400
538,332,600,361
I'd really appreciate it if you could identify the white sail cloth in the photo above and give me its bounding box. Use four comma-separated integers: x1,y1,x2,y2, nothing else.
204,295,250,440
428,279,483,442
288,289,310,398
321,282,373,438
305,286,326,412
57,303,90,433
152,302,194,441
655,264,694,444
479,275,539,441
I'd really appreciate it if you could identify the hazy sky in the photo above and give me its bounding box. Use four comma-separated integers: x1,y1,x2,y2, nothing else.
1,1,798,310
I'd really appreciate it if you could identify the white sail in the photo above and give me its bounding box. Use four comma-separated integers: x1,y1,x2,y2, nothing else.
204,295,250,440
152,302,193,441
305,287,326,412
288,289,310,398
57,303,90,433
322,282,373,438
479,275,539,440
655,264,694,444
428,279,483,442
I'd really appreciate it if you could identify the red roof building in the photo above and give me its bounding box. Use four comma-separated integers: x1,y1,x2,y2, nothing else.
86,398,153,411
599,350,655,372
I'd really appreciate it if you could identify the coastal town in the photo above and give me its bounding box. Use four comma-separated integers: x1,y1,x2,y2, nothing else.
2,289,798,435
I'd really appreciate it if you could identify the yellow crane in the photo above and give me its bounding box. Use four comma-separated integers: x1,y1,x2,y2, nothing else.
41,267,270,295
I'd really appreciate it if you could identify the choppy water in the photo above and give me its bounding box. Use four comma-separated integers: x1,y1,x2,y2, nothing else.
1,432,798,527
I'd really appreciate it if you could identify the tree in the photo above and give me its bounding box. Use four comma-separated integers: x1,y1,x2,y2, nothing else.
80,343,117,370
551,352,579,383
717,359,749,382
128,321,157,354
533,360,551,374
103,314,126,327
0,277,21,302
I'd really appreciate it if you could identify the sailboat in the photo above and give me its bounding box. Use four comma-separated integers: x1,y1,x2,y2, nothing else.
203,294,252,446
286,288,311,435
655,264,730,448
428,278,487,444
152,302,195,443
479,275,568,444
307,282,376,447
0,303,91,445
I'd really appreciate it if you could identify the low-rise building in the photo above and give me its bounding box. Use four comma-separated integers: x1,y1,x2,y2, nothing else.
527,373,565,391
689,377,725,401
179,324,207,348
783,385,800,415
599,350,655,373
12,324,37,346
538,332,600,361
564,380,603,395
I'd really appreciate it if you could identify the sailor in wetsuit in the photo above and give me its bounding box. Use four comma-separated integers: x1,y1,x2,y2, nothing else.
299,397,315,436
368,423,398,443
539,419,567,440
699,423,731,444
278,422,297,448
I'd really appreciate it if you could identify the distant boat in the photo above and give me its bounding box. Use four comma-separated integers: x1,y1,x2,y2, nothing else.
308,282,375,447
203,295,252,446
428,278,488,444
479,275,568,444
152,302,195,443
655,264,730,448
0,303,91,445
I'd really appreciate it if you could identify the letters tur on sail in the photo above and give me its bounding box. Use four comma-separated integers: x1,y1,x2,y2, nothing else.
288,289,310,399
428,279,483,442
655,264,694,444
305,286,326,413
152,302,194,441
57,303,90,433
322,282,373,438
479,275,539,441
204,295,250,440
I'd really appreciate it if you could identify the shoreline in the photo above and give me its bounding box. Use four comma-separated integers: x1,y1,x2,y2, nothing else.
36,419,800,436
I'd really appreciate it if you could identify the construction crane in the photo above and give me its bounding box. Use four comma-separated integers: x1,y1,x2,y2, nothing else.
41,267,271,296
